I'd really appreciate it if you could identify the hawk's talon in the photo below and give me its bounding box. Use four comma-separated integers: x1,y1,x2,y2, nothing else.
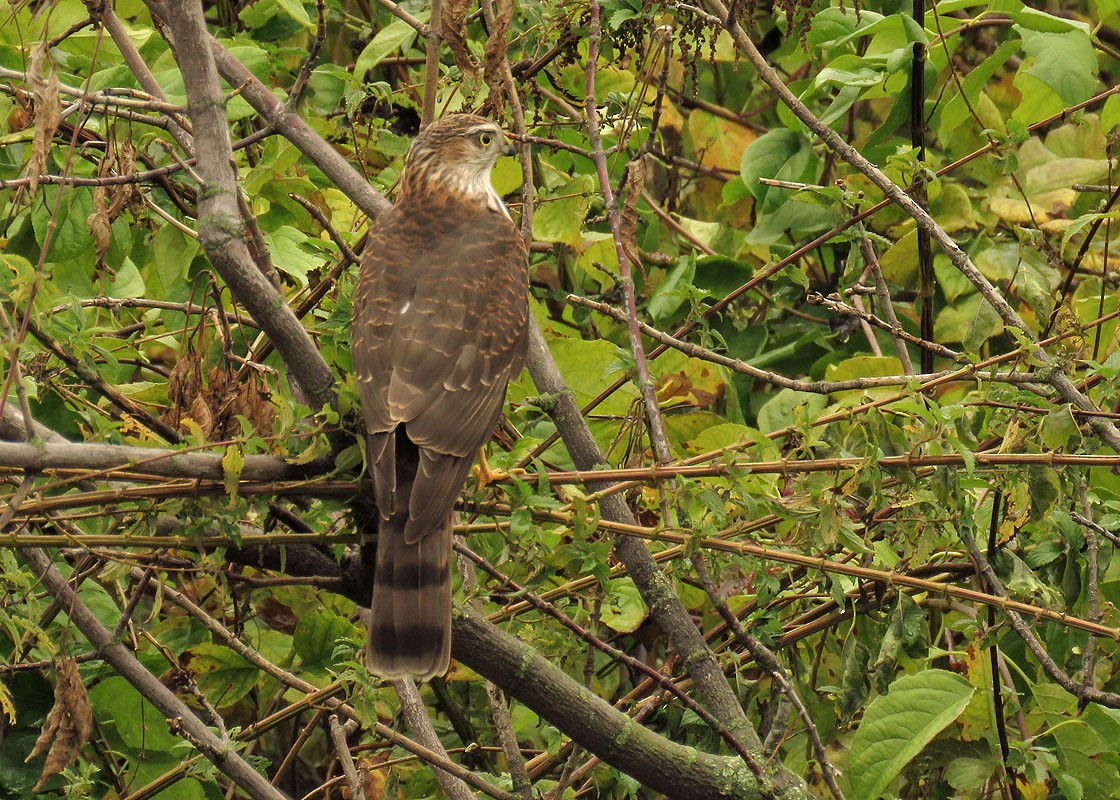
473,451,528,489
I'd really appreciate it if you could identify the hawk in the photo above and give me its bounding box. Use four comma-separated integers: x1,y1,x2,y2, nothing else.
353,114,529,680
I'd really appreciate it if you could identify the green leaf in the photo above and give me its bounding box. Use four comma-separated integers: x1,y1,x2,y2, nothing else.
32,185,94,264
150,224,199,302
264,225,322,286
547,339,637,416
990,0,1091,33
533,175,595,246
599,577,648,633
354,19,420,79
190,645,259,708
692,255,754,299
740,129,814,214
1013,28,1098,124
935,294,1003,352
110,257,145,298
756,389,829,434
938,39,1019,137
273,0,313,27
805,7,883,50
293,610,358,669
849,670,974,800
647,256,695,322
1102,94,1120,132
88,676,180,750
824,356,904,382
1040,404,1081,450
812,55,884,90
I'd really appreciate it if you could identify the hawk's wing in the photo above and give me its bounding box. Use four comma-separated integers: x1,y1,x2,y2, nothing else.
353,198,528,541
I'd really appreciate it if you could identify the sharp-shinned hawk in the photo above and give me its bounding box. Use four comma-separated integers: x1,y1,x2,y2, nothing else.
353,114,529,680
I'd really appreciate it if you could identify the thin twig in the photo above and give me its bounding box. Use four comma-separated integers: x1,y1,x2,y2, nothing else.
289,0,327,106
22,546,292,800
1078,478,1100,685
806,292,963,361
458,542,767,780
859,231,914,373
957,526,1120,706
373,0,435,37
329,715,366,800
704,0,1120,457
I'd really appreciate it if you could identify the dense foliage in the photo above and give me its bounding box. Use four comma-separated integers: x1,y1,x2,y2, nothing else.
2,0,1120,798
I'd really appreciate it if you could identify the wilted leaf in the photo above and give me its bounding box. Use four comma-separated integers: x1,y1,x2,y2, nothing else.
27,658,93,791
442,0,478,78
620,155,646,267
839,626,870,722
688,109,757,173
26,44,61,198
483,0,513,110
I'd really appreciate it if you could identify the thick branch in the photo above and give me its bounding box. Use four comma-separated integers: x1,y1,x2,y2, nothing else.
0,440,305,481
452,609,808,800
204,23,389,219
148,0,338,412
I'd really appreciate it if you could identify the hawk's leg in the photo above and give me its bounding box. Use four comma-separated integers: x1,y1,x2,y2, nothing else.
472,447,528,489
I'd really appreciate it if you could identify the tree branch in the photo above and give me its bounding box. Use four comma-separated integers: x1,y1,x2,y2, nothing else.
452,608,807,800
145,0,337,412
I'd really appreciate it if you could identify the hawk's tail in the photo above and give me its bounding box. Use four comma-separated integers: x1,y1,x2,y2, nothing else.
366,513,453,681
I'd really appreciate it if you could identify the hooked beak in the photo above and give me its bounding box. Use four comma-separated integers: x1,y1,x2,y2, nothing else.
502,141,517,157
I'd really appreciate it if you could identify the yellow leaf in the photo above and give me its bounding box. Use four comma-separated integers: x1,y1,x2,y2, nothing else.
222,444,245,499
687,109,757,173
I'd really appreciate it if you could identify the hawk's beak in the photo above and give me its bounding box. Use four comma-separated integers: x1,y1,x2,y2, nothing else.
502,140,517,157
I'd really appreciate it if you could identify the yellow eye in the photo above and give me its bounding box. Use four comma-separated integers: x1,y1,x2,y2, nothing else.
478,132,494,147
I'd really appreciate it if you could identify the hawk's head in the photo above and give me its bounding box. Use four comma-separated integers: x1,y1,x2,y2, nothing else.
399,114,515,213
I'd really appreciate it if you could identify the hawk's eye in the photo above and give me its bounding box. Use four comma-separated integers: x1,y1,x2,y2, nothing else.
477,131,494,147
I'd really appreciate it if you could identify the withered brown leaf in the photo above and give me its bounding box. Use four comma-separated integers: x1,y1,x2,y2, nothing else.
27,657,93,790
482,0,514,112
26,43,61,199
620,155,647,268
442,0,478,80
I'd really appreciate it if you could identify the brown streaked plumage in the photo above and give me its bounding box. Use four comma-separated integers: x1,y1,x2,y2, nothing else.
353,114,528,680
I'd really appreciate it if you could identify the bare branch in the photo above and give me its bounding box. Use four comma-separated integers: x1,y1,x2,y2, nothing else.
394,679,477,800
